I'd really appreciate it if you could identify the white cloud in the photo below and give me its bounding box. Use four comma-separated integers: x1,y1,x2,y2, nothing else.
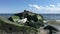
49,4,55,8
29,4,60,11
28,3,60,14
29,4,42,10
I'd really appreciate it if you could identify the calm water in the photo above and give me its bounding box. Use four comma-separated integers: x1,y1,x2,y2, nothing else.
0,14,60,20
0,14,14,18
41,14,60,20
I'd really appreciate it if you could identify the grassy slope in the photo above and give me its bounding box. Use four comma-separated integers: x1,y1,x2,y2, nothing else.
0,16,37,32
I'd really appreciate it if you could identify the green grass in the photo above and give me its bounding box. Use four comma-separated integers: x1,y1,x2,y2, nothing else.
0,16,37,32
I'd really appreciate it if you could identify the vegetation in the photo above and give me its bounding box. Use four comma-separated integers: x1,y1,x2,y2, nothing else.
0,10,44,34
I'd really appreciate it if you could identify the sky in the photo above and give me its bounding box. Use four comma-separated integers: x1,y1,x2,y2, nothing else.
0,0,60,14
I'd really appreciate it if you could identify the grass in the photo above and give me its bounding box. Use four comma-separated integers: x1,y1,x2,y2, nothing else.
0,16,37,32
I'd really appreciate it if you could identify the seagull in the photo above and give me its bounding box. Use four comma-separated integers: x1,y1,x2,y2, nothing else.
18,18,27,23
43,20,48,24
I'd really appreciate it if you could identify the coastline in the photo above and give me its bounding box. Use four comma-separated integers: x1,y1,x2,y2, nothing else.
44,20,60,25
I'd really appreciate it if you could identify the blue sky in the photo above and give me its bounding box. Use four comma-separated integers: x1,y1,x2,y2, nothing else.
0,0,60,14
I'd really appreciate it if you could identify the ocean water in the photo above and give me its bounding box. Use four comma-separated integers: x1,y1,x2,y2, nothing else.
41,14,60,20
0,14,14,18
0,14,60,20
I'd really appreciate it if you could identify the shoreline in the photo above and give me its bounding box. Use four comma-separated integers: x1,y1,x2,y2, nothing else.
43,20,60,25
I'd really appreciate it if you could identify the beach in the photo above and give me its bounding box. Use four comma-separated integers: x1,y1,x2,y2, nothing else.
43,20,60,34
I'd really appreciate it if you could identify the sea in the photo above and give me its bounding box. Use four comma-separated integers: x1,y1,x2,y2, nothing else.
41,14,60,20
0,14,60,20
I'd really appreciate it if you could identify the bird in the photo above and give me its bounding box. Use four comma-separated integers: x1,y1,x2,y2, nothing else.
18,18,27,23
43,20,48,24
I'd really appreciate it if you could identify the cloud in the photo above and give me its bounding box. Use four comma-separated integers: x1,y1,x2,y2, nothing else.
46,4,60,11
29,4,60,11
49,4,55,8
28,3,60,14
29,4,42,10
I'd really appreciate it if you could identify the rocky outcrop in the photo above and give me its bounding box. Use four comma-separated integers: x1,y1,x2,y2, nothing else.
0,10,44,34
